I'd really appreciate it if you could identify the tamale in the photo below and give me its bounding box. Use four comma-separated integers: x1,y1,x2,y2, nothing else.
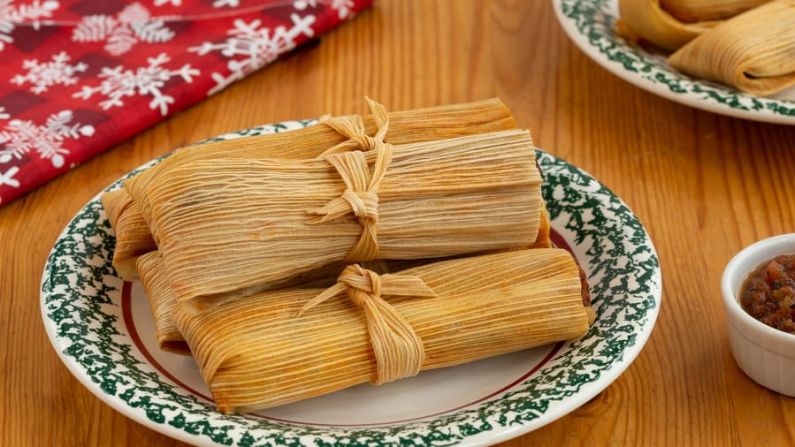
109,189,551,281
105,98,519,279
668,0,795,96
131,129,543,309
660,0,770,22
136,249,592,413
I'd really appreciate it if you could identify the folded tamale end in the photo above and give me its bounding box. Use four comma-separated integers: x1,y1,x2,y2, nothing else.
172,249,591,413
137,252,191,355
112,202,157,280
529,205,551,249
667,0,795,96
101,189,152,280
618,0,714,51
158,339,191,356
101,189,132,230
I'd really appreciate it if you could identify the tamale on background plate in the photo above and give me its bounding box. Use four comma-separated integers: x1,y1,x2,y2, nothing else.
41,120,661,446
554,0,795,125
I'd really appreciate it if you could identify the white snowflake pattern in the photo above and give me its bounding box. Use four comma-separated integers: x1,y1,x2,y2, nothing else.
0,165,20,189
11,52,88,94
0,107,8,120
71,2,175,56
74,53,199,116
212,0,239,7
329,0,354,19
0,110,95,168
189,13,315,95
294,0,354,19
154,0,237,7
0,0,59,51
293,0,316,8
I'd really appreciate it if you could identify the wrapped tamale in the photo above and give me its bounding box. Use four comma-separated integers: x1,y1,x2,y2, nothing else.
104,98,521,279
668,0,795,96
129,128,544,309
138,249,593,413
617,0,767,50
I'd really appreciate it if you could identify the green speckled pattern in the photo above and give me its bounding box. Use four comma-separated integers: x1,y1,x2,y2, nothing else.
558,0,795,120
41,120,661,446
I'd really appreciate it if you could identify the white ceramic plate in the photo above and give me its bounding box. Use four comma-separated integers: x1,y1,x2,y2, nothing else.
553,0,795,125
41,120,661,446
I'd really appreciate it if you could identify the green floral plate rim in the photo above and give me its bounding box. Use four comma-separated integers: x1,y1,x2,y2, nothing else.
554,0,795,125
41,120,661,446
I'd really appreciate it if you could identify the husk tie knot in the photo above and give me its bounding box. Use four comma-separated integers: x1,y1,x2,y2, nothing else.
296,265,436,384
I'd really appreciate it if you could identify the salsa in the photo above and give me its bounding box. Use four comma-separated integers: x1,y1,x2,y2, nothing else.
740,254,795,334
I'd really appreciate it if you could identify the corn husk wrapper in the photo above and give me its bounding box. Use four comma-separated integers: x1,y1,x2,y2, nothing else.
137,252,189,354
131,129,543,309
660,0,770,22
617,0,716,50
101,189,129,229
668,0,795,96
137,249,592,413
105,99,518,279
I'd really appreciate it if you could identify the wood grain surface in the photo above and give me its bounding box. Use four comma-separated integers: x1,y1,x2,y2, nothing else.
2,0,795,445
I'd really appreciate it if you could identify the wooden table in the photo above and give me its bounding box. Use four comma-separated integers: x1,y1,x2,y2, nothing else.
2,0,795,445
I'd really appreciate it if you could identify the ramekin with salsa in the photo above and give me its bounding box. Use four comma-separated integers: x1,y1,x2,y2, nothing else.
722,234,795,397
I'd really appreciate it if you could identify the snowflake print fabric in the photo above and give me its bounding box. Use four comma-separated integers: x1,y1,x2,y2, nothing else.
0,0,371,206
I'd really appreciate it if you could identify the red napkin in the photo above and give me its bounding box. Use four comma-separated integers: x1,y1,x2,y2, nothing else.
0,0,371,206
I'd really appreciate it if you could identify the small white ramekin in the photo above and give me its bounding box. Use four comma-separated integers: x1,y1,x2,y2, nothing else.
722,234,795,397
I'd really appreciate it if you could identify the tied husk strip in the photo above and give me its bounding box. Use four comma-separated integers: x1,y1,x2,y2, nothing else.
136,130,542,309
298,265,437,385
660,0,770,22
668,0,795,96
143,248,591,413
307,98,393,261
108,98,517,280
